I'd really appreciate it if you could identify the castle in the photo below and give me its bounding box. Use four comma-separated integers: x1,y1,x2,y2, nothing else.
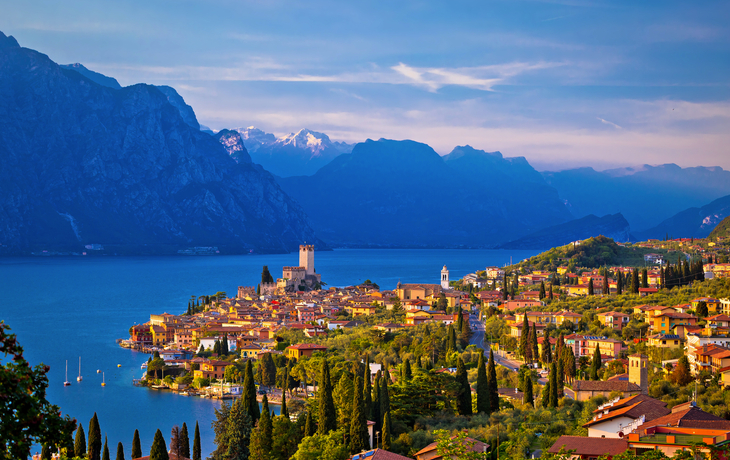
259,245,322,295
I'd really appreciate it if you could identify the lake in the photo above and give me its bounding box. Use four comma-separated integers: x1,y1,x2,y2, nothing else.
0,248,538,457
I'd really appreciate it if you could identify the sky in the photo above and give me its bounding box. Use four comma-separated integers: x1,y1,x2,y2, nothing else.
2,0,729,170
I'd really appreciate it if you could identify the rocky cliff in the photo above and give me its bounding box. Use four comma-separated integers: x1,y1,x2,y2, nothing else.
0,31,323,255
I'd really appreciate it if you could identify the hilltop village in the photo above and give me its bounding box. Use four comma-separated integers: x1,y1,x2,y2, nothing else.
122,235,730,460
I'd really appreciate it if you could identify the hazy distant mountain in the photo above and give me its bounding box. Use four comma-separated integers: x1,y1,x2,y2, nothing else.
498,213,632,249
444,145,548,187
543,164,730,231
0,31,322,255
235,127,354,177
634,194,730,240
277,139,572,247
214,129,252,164
60,63,122,89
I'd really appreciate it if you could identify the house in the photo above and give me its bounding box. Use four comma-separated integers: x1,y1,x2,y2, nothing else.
327,320,363,330
396,283,441,301
638,288,659,297
239,342,263,359
497,387,524,404
350,449,411,460
597,312,630,331
706,314,730,328
285,343,328,360
571,380,642,401
567,284,591,297
414,436,488,460
582,394,669,438
193,359,230,380
651,311,697,335
548,436,627,460
502,299,544,311
374,323,405,333
691,297,721,313
509,321,545,338
647,334,681,349
406,310,433,326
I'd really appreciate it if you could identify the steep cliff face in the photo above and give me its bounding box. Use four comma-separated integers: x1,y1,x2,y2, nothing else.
0,31,322,254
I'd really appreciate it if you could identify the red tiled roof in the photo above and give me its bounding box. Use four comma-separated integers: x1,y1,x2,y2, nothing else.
636,405,730,434
571,380,641,392
351,448,411,460
548,436,627,456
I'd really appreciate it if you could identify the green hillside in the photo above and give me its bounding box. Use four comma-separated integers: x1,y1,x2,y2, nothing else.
510,235,679,271
709,215,730,240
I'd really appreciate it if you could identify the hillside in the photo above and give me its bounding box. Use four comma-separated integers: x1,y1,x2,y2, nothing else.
510,235,677,271
709,215,730,240
498,213,631,250
0,31,323,255
634,194,730,240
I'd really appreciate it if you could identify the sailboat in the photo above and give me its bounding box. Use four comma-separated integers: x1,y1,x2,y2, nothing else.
63,360,71,386
101,372,106,387
77,357,83,382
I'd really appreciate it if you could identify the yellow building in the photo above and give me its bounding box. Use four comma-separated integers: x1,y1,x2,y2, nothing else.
647,334,682,349
348,304,378,316
396,283,441,301
567,285,590,297
652,312,698,335
193,359,229,380
285,343,328,360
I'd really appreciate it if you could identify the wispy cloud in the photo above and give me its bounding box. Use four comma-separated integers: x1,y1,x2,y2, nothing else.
597,117,622,129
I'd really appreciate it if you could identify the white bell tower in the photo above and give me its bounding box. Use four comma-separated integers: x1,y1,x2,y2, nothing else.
441,265,450,290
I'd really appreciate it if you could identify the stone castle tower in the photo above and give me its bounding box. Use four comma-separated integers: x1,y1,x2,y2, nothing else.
300,244,315,275
628,354,648,395
441,265,450,290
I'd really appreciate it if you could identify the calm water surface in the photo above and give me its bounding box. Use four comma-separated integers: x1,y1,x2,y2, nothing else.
0,248,538,457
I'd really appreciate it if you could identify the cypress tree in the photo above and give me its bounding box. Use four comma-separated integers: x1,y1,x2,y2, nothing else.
632,270,640,294
530,323,539,365
243,360,260,423
603,272,609,295
402,359,412,381
317,360,337,434
372,371,381,435
617,272,623,295
446,324,457,353
222,333,229,355
149,429,169,460
103,436,110,460
476,352,489,413
41,444,51,460
590,344,601,380
74,425,87,459
213,340,221,356
565,347,576,383
541,379,551,408
455,358,472,415
382,411,392,451
193,422,201,460
88,412,102,460
363,355,373,421
349,375,369,453
380,371,390,417
253,394,273,457
180,423,190,460
304,410,314,437
549,283,554,301
115,442,124,460
524,376,534,407
541,336,552,365
556,357,564,398
519,315,530,361
487,350,499,412
549,362,558,408
281,390,289,418
539,281,546,300
132,430,141,460
642,269,648,288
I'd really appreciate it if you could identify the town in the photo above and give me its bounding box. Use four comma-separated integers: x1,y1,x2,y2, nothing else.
118,234,730,460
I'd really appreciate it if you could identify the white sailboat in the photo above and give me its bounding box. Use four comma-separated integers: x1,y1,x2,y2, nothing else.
77,357,83,382
63,360,71,386
101,372,106,387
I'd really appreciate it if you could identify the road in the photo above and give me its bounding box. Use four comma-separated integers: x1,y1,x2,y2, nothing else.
469,314,523,372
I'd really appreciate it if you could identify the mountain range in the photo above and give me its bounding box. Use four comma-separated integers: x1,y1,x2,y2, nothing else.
0,31,322,255
235,127,354,177
633,194,730,240
498,213,632,249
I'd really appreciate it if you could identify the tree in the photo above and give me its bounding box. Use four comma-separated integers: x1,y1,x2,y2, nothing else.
88,413,102,460
642,268,649,289
150,429,169,460
260,353,277,387
243,360,260,423
539,281,546,300
103,436,110,460
170,426,182,460
549,283,554,301
251,395,273,460
318,360,337,434
0,323,76,459
487,350,499,412
696,301,709,318
433,429,489,460
382,411,392,451
74,425,87,459
222,398,254,460
446,324,457,353
132,429,141,460
541,337,552,365
261,266,274,284
524,375,534,407
371,372,381,435
270,415,299,460
455,358,472,415
380,371,390,417
670,355,693,386
590,344,601,380
291,429,349,460
617,271,623,295
564,347,576,383
363,355,373,421
475,352,489,413
602,272,609,295
556,356,564,398
281,390,289,418
402,359,412,382
349,375,369,454
632,270,640,294
542,378,551,408
304,411,314,438
530,323,539,365
116,442,124,460
193,422,201,460
222,333,230,356
549,362,558,408
519,315,531,361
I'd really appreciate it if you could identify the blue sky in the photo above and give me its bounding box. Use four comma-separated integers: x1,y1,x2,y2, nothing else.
2,0,729,170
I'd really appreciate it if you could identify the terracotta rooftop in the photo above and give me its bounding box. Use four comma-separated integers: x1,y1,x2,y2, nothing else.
571,380,642,392
350,448,411,460
635,405,730,434
548,436,627,457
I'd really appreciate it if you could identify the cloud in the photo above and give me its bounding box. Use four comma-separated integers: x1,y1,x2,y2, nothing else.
597,117,622,129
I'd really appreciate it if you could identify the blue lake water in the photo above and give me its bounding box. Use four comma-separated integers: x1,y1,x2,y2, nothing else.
0,248,538,457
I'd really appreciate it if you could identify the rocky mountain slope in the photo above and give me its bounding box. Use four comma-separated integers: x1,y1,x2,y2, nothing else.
0,31,322,255
634,194,730,240
498,213,632,249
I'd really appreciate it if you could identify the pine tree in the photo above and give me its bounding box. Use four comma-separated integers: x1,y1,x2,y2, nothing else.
223,397,253,460
446,324,457,353
455,358,472,415
380,371,390,417
642,269,648,288
132,430,141,459
459,315,471,347
193,422,201,460
549,283,554,301
363,355,372,421
590,344,601,380
304,410,314,437
88,412,102,460
115,442,124,460
222,333,229,356
565,347,576,383
524,376,534,407
476,352,489,413
180,423,190,460
261,265,274,284
556,357,564,398
488,350,499,412
74,425,87,459
617,271,623,295
349,375,369,453
251,396,273,460
382,411,392,451
539,281,546,300
102,436,110,460
530,323,539,365
549,362,558,408
213,340,221,356
317,360,337,434
149,429,169,460
243,360,260,423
